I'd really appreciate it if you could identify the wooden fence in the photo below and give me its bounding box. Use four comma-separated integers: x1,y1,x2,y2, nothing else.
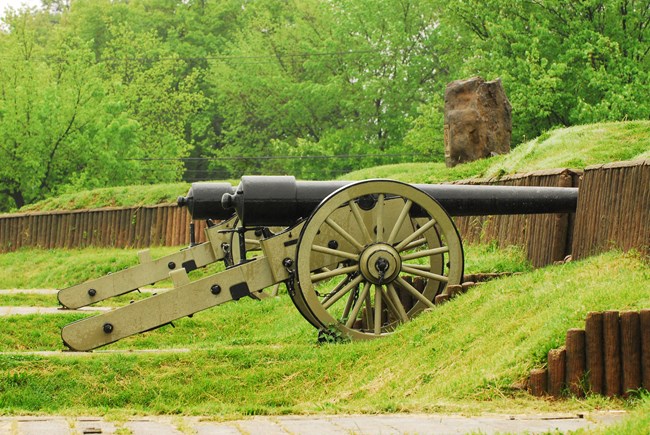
0,160,648,262
528,310,650,398
0,205,209,251
571,159,650,260
453,168,582,267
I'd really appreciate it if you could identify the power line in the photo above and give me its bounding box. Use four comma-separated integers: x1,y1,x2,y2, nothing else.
0,49,380,64
123,153,430,162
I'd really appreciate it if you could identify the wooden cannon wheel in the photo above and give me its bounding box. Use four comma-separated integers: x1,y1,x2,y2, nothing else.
293,179,464,340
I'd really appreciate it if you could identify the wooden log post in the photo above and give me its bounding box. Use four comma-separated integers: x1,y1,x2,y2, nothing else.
445,284,463,298
529,368,547,397
547,348,566,398
620,311,642,395
434,294,450,305
641,309,650,391
565,328,586,397
603,310,622,397
585,312,605,395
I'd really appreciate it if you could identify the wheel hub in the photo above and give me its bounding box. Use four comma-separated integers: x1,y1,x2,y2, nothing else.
359,244,401,285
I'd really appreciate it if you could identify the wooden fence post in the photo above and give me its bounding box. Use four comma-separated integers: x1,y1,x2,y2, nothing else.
620,311,641,396
529,368,547,397
547,348,566,397
603,311,622,397
640,309,650,391
566,328,586,397
585,312,605,394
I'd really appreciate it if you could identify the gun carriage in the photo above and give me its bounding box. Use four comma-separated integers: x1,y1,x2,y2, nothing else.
58,177,578,351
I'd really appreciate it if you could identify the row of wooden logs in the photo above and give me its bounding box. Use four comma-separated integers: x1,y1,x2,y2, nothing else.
528,310,650,398
436,273,519,305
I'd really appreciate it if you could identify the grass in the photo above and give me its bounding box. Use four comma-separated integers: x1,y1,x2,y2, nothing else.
18,183,192,213
0,243,526,291
0,249,647,418
341,120,650,183
0,246,229,290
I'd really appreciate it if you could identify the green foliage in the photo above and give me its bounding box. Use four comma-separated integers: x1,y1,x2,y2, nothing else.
1,0,649,211
439,0,650,143
206,0,455,178
0,12,127,209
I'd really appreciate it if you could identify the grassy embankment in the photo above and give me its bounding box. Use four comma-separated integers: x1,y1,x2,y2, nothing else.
0,121,648,427
0,249,647,421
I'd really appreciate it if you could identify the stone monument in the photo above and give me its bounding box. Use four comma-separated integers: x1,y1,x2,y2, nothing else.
444,77,512,167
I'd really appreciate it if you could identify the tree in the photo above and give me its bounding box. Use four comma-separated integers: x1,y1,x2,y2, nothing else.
101,22,207,183
440,0,650,143
0,10,137,209
207,0,457,178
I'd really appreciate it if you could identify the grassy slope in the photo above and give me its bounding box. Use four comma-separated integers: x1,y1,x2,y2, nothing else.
18,183,192,213
14,121,650,212
341,120,650,183
0,251,647,417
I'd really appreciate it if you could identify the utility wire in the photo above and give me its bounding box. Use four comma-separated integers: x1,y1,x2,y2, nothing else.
122,153,430,161
0,49,380,63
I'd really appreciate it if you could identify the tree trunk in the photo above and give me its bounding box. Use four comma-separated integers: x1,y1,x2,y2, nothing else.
10,190,25,209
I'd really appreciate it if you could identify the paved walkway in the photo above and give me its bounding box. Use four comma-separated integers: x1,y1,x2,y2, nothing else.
0,288,157,316
0,306,111,315
0,412,626,434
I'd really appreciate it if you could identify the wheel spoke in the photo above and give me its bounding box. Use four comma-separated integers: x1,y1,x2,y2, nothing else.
374,285,383,334
345,281,371,328
322,274,364,309
386,283,409,323
349,200,373,244
364,287,374,328
380,286,401,322
321,276,352,305
311,265,359,283
387,199,413,245
375,194,385,243
325,217,364,251
396,276,436,309
403,238,427,250
341,285,357,322
400,246,449,261
311,244,359,261
401,265,449,283
394,219,438,252
402,263,433,271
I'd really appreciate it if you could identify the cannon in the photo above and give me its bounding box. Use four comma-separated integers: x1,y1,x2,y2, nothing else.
58,177,578,351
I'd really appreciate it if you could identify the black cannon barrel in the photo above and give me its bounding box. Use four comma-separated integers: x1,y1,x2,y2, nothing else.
179,176,579,226
177,182,235,221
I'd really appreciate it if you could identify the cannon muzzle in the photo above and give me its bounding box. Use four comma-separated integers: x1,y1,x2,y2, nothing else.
177,182,236,220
